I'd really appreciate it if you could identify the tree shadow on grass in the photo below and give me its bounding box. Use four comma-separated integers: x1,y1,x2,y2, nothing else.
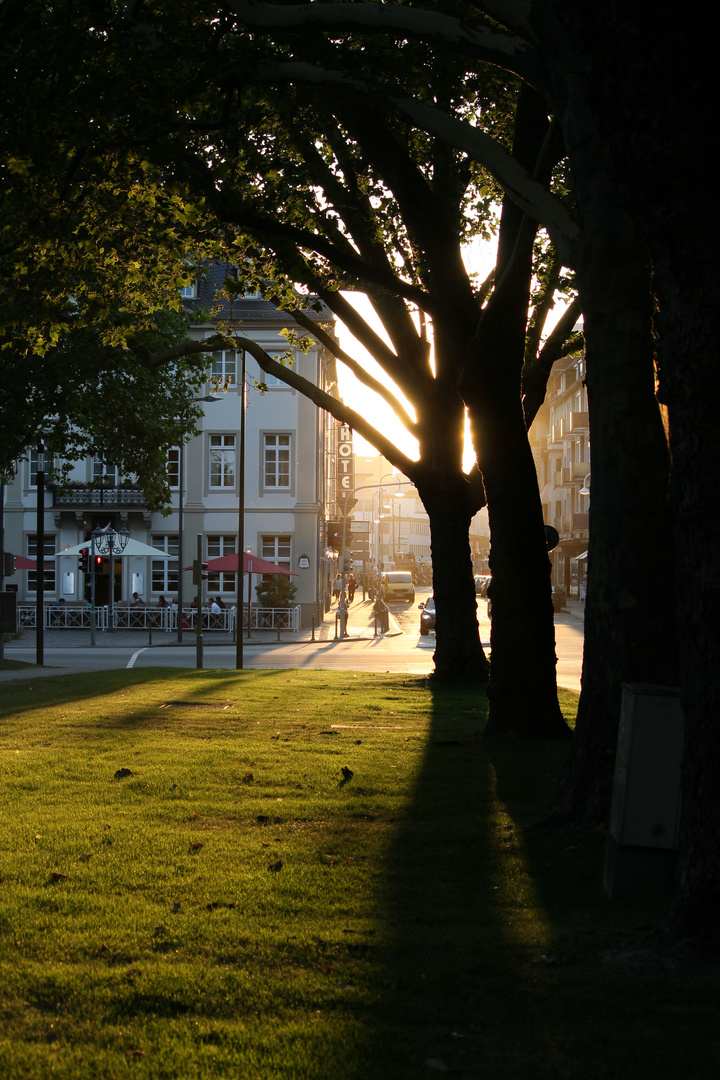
354,680,718,1080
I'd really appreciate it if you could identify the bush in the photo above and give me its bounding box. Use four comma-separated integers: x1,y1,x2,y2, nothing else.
254,574,297,608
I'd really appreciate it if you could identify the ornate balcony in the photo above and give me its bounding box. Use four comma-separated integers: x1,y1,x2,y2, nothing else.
51,484,146,510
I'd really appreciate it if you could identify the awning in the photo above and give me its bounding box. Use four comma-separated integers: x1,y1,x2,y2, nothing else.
57,539,173,558
11,555,54,570
190,553,297,576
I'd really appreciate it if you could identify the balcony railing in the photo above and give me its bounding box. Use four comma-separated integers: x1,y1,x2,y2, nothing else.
17,604,302,633
567,411,589,432
562,463,589,484
51,484,146,509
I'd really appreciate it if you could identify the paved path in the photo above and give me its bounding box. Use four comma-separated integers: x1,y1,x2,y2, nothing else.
1,597,585,688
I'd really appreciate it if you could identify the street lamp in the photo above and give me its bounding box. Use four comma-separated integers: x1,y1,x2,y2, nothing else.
177,395,221,644
235,350,247,670
36,440,45,666
580,473,591,496
90,523,130,640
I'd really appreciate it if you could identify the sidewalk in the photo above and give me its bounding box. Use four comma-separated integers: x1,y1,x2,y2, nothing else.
1,597,580,680
0,597,398,669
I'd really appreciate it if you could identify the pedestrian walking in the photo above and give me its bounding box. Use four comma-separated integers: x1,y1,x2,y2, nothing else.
332,574,342,603
347,574,357,603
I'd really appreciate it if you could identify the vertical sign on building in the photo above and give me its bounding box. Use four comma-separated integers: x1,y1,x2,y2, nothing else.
336,424,355,516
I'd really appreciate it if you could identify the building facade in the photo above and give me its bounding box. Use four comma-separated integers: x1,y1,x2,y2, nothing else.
530,347,590,596
2,272,341,626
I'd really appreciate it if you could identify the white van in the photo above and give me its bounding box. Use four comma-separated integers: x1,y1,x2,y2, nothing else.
381,571,415,603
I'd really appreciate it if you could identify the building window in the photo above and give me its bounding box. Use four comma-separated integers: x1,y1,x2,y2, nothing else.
93,459,118,485
263,433,291,489
261,535,292,571
167,448,180,490
151,535,179,594
27,535,56,593
206,534,236,594
210,349,238,387
263,351,295,388
209,434,236,488
179,283,197,299
29,451,57,488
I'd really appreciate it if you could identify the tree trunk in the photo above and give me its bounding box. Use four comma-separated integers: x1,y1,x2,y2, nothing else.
467,385,569,737
420,480,489,683
614,20,720,936
460,85,570,738
547,207,678,823
663,257,720,935
535,6,679,821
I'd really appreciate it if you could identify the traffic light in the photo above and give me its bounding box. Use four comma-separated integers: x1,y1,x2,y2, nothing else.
327,521,352,551
192,560,208,585
95,555,104,570
3,552,15,576
78,549,89,573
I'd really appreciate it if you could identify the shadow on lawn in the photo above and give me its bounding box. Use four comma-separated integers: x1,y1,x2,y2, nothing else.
354,680,597,1080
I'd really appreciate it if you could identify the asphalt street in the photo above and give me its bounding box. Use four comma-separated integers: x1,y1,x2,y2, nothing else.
2,589,585,690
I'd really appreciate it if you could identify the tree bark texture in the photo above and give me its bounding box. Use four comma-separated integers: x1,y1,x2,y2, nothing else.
471,391,569,736
533,3,679,821
603,15,720,936
461,88,569,738
420,479,489,683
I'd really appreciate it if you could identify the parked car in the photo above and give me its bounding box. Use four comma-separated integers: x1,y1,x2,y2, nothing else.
551,587,564,613
474,574,491,597
381,571,415,603
418,595,436,635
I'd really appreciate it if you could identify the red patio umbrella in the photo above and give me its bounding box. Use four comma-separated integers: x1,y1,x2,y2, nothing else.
11,555,54,570
185,553,298,575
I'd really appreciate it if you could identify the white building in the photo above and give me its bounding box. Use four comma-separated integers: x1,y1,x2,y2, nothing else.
2,274,342,626
531,347,590,595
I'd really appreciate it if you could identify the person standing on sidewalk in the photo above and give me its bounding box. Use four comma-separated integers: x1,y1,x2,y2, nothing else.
347,574,357,603
332,574,342,603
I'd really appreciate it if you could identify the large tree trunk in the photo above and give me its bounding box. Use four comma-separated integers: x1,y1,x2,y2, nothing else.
609,16,720,937
461,86,569,738
662,250,720,936
471,393,569,737
419,480,489,683
534,6,679,821
546,208,678,822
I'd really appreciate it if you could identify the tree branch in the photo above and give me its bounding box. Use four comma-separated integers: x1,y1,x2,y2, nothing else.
522,296,583,427
288,305,421,438
142,332,419,478
208,184,436,311
225,1,541,84
250,60,578,261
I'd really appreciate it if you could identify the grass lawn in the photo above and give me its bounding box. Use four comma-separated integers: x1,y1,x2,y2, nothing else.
0,669,716,1079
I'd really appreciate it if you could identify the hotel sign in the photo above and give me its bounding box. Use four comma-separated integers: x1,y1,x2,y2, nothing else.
336,423,355,512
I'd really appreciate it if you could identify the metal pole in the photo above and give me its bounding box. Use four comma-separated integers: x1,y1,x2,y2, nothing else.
235,350,246,669
195,532,204,669
0,481,5,663
35,442,45,666
90,533,96,647
108,552,115,631
177,439,184,644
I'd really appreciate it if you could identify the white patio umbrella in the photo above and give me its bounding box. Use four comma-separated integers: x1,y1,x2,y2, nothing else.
56,539,173,558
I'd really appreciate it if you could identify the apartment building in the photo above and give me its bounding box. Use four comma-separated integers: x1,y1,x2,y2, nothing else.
531,347,590,596
2,270,341,626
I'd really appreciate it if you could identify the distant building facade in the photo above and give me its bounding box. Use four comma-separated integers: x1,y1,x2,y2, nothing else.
530,348,590,596
3,266,342,625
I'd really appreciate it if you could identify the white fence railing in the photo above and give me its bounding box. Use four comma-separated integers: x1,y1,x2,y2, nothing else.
17,604,302,633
